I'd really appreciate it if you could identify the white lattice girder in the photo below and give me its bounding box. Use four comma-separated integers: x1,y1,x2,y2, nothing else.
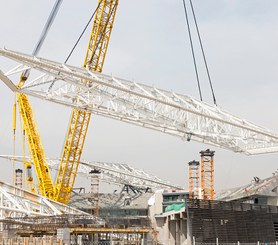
215,174,278,201
0,155,182,190
1,48,278,154
0,180,87,220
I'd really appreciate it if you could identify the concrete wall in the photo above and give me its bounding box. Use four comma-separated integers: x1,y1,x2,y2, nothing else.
148,190,189,244
154,210,188,245
267,196,278,206
148,190,164,229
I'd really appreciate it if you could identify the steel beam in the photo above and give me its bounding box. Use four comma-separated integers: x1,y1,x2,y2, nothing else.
0,155,183,190
1,49,278,154
0,180,87,220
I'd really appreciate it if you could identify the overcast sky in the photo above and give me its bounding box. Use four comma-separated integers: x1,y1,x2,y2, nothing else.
0,0,278,193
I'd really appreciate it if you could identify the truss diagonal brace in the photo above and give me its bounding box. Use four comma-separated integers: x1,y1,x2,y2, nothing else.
1,49,278,155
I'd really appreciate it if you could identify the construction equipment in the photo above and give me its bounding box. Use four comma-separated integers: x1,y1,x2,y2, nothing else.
0,155,183,191
2,50,278,155
12,0,119,203
188,160,200,199
54,0,119,204
89,169,101,216
200,149,215,200
17,91,55,198
13,0,63,198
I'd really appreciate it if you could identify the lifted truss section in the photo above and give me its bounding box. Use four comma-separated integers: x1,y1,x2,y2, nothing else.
1,49,278,154
0,155,183,191
216,173,278,201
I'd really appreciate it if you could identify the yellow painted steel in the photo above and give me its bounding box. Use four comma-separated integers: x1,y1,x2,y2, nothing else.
54,0,119,204
17,92,54,198
12,101,17,185
12,102,16,132
13,0,118,204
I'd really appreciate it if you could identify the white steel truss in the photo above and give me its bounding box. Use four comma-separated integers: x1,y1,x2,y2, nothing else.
216,173,278,201
1,49,278,155
0,155,183,191
0,180,87,220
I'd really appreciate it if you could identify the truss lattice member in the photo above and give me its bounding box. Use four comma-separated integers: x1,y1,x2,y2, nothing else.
2,50,278,155
17,89,54,198
5,0,119,203
89,169,101,216
188,160,200,199
13,0,63,198
0,155,183,191
200,149,215,200
15,169,23,189
54,0,119,204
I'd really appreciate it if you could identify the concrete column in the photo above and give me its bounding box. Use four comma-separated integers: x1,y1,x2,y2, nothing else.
110,232,113,245
169,220,176,245
141,233,145,245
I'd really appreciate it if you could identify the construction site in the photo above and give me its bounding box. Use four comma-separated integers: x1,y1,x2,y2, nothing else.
0,0,278,244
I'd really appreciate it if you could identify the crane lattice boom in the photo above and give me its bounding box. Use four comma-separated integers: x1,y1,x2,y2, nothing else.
55,0,119,204
17,93,54,198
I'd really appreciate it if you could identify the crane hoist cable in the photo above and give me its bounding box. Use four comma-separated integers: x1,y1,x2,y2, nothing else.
188,0,217,106
48,0,104,92
15,0,119,204
21,0,63,82
182,0,217,105
64,0,103,64
54,0,119,205
182,0,203,102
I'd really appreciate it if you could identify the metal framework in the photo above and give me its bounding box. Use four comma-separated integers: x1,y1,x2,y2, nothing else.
2,49,278,155
0,155,183,191
0,180,87,221
89,169,101,216
200,149,215,200
15,169,23,189
216,172,278,201
17,92,54,198
55,0,119,204
188,160,200,199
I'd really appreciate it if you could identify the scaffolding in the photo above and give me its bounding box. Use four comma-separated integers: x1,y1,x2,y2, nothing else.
0,215,152,244
15,169,23,189
188,160,200,199
200,149,215,200
89,169,101,217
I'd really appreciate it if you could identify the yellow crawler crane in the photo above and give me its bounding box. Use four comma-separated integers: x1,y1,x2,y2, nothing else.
55,0,119,204
17,79,54,198
16,0,119,204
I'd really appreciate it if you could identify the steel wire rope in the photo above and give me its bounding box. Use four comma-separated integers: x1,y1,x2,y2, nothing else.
188,0,217,105
21,0,63,80
33,0,63,56
48,0,104,91
48,0,104,183
16,0,63,193
182,0,203,101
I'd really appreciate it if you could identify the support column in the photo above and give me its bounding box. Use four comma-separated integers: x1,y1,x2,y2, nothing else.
15,169,23,189
89,169,101,216
200,149,215,200
188,161,200,199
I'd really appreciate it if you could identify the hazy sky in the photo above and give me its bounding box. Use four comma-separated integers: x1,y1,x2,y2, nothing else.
0,0,278,193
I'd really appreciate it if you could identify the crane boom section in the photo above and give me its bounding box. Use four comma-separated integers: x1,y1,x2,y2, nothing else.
54,0,119,204
84,0,119,72
17,93,54,198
